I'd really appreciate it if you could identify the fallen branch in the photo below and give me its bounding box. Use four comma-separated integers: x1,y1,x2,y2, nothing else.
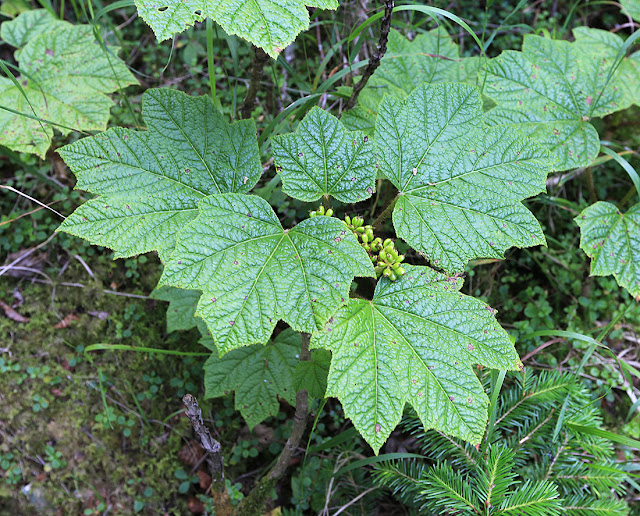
182,394,233,514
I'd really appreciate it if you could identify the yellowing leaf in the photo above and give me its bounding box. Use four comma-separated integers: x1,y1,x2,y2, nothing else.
0,10,137,157
58,89,261,261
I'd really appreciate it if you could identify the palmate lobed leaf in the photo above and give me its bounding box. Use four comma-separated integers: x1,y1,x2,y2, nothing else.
0,8,69,47
575,202,640,299
375,82,550,275
312,265,522,453
204,329,330,427
57,88,261,262
159,193,374,354
484,34,627,171
293,348,331,399
0,10,137,157
342,28,482,135
572,27,640,110
271,107,376,203
134,0,338,58
204,329,301,428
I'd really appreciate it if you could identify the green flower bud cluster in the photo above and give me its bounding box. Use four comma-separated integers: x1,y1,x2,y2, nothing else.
344,215,405,281
309,205,333,217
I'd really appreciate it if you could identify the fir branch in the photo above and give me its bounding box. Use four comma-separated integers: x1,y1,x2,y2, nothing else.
500,480,562,516
518,408,555,446
419,463,481,514
544,435,569,481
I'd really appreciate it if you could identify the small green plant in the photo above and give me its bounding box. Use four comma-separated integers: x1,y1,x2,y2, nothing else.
225,478,245,505
1,453,23,486
43,445,66,472
31,393,49,412
373,370,629,515
174,467,199,494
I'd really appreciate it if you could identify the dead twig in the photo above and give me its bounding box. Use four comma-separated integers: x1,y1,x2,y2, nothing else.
182,394,224,488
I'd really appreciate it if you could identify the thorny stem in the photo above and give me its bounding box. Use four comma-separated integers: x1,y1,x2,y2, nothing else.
345,0,394,110
241,46,270,119
238,333,312,515
372,195,398,230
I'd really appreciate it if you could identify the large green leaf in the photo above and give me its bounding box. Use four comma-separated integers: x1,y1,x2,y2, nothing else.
0,10,137,157
575,202,640,299
484,34,625,171
57,88,261,261
572,27,640,109
342,28,481,135
0,8,69,47
311,265,522,453
621,0,640,21
159,193,374,354
204,329,301,428
134,0,338,58
375,82,549,274
271,107,376,203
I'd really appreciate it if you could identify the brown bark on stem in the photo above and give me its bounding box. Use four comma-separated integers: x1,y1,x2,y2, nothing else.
241,46,270,119
238,333,312,515
345,0,395,110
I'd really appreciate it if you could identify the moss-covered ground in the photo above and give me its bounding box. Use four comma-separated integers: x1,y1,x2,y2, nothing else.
0,254,221,514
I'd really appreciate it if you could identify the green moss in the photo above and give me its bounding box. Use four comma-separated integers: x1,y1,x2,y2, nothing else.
0,266,218,514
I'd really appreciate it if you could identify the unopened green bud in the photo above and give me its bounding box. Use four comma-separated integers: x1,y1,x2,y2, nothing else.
383,268,392,277
326,208,333,217
345,215,351,225
389,271,397,281
317,205,325,215
395,267,405,276
379,251,387,261
362,233,370,243
383,238,393,247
